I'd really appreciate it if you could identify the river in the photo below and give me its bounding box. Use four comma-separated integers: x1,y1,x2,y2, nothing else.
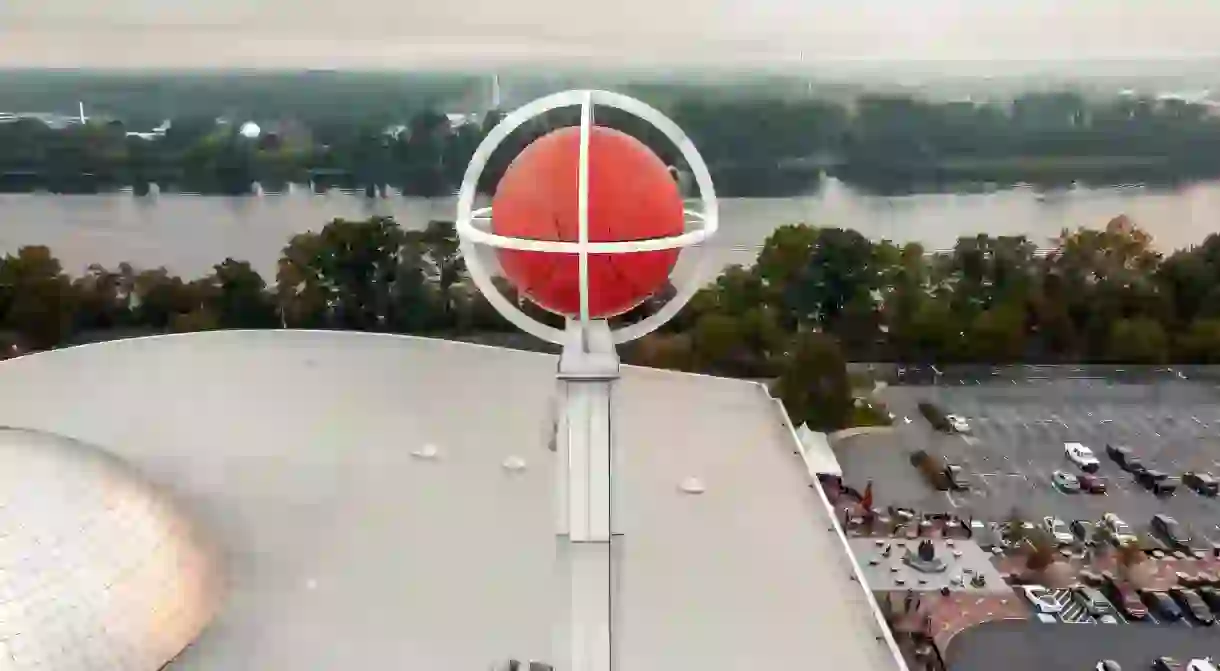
4,176,1220,279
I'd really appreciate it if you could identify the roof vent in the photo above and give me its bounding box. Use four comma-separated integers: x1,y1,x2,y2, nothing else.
503,456,527,472
412,444,440,460
679,477,706,494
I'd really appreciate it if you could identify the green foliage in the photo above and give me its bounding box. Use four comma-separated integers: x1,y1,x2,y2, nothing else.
774,330,853,432
9,210,1220,374
10,79,1220,195
849,401,892,428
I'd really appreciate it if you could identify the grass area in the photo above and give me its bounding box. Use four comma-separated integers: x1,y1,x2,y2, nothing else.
849,399,893,428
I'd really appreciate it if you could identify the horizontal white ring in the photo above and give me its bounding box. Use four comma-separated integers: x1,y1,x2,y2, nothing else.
457,207,712,254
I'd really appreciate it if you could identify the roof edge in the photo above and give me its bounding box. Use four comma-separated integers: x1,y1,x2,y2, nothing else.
761,384,910,671
0,329,561,369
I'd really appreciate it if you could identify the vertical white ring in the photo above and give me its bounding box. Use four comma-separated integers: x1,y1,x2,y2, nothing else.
577,91,593,327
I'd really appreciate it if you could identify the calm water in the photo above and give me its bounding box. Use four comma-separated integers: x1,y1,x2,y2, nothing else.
4,177,1220,279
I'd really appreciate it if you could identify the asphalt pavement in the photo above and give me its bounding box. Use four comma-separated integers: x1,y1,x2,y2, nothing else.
948,619,1220,671
842,372,1220,544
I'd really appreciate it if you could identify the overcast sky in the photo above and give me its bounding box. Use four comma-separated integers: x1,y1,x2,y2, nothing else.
2,1,1219,70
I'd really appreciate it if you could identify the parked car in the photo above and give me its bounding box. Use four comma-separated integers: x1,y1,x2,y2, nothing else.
1065,443,1100,472
944,464,970,491
1184,471,1219,497
1079,473,1108,494
1137,469,1179,495
1102,576,1147,620
1051,470,1081,492
1155,476,1181,496
1102,513,1138,545
1141,589,1183,620
945,414,971,433
1071,519,1096,543
1196,586,1220,612
1044,516,1074,545
1125,458,1147,476
1105,443,1133,466
1187,659,1218,671
910,450,950,490
1020,585,1062,614
1171,587,1216,625
1095,661,1122,671
1155,658,1185,671
1136,468,1168,487
1073,586,1116,619
1152,514,1193,550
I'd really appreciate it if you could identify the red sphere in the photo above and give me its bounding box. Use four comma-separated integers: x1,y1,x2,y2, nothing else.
491,125,684,318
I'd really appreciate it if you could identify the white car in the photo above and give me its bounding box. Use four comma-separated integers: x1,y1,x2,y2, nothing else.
1065,442,1100,472
1020,585,1062,614
1188,659,1218,671
1043,516,1074,545
946,414,971,433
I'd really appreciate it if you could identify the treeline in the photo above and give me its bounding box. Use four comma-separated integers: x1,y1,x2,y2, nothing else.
7,90,1220,196
5,213,1220,431
636,214,1220,378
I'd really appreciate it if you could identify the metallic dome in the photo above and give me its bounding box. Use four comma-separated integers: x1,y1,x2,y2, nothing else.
0,427,221,670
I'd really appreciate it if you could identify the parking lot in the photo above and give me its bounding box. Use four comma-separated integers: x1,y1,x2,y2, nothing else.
852,371,1220,546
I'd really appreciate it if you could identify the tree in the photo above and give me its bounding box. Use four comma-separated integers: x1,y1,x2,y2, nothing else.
965,303,1027,362
1176,319,1220,363
0,246,77,349
784,227,878,330
276,216,425,331
690,312,745,373
204,258,277,328
1107,317,1169,364
774,330,853,432
755,224,819,293
946,234,1037,318
418,220,466,328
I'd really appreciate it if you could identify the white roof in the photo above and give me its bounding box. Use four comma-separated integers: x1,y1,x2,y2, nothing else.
794,424,842,477
0,331,902,671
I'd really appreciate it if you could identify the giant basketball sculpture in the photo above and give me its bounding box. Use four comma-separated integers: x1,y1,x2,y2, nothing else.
456,90,717,671
492,125,684,318
457,89,717,344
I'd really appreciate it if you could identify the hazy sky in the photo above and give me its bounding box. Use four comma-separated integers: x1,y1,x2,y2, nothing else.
2,1,1220,69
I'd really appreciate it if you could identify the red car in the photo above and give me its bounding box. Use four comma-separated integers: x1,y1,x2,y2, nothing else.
1114,583,1147,619
1079,474,1108,494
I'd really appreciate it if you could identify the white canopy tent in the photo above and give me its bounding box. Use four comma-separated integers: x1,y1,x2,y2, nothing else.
794,424,842,478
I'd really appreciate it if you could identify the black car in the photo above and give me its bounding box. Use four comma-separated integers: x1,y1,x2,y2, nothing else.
1184,471,1220,496
1153,657,1183,671
1126,459,1147,476
1197,585,1220,612
1137,468,1168,486
1106,443,1134,467
1154,476,1181,496
1170,587,1215,625
1137,469,1178,495
1141,589,1183,620
1152,514,1192,550
943,464,970,491
1071,519,1096,543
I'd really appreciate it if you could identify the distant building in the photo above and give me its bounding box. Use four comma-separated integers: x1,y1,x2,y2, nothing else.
238,121,262,139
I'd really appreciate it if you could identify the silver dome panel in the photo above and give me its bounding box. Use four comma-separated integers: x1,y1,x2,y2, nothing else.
0,427,221,670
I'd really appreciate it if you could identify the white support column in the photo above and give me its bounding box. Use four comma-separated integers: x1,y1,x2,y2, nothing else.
555,319,618,542
553,319,618,671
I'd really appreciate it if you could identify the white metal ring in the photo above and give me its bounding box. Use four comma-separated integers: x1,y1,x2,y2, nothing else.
456,89,719,345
